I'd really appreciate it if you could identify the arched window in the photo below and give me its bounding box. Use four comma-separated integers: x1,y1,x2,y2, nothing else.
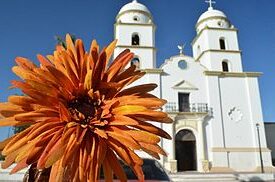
219,38,226,50
131,57,140,69
222,61,229,72
132,33,140,45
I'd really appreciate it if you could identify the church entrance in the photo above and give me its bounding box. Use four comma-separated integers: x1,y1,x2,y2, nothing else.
175,129,197,171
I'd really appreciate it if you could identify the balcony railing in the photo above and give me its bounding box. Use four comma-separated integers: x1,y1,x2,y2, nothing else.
165,102,212,115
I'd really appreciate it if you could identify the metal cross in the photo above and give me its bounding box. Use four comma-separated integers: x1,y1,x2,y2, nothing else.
205,0,216,8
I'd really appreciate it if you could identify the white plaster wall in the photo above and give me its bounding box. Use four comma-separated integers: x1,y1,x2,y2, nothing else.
219,77,254,147
228,152,256,171
114,47,156,69
201,51,243,72
205,75,273,171
160,55,208,110
212,152,229,167
114,24,156,69
245,78,268,148
204,30,239,51
115,25,155,46
192,29,242,72
204,118,212,161
205,76,225,148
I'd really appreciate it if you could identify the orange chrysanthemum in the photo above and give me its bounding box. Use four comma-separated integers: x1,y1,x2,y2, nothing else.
0,34,172,182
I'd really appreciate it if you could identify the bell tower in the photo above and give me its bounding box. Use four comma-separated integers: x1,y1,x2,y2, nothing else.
114,0,156,69
192,1,243,72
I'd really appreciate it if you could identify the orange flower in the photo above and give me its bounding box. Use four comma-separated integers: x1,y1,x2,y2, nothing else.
0,34,172,182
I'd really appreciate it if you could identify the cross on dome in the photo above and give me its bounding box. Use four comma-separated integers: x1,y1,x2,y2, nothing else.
205,0,216,10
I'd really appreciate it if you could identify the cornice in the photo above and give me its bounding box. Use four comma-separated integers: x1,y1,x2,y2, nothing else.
212,147,271,152
192,26,238,46
204,71,262,77
195,49,242,62
114,22,155,27
116,45,156,50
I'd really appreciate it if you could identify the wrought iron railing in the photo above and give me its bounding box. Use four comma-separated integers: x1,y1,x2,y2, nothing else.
164,102,212,115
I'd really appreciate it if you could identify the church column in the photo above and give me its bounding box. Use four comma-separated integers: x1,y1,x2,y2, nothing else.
197,119,206,171
163,114,177,173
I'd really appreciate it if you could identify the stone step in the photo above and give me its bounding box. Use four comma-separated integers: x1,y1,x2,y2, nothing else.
170,173,238,182
169,172,275,182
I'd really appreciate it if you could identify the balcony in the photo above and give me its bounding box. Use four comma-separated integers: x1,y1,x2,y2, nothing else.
164,102,213,115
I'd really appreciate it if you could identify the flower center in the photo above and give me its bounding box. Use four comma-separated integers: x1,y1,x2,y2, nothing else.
68,96,101,125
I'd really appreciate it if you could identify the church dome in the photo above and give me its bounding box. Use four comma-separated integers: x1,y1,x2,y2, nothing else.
196,7,231,33
197,8,226,24
118,0,150,15
116,0,153,24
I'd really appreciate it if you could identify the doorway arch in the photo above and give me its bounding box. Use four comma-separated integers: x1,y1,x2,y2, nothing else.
175,129,197,171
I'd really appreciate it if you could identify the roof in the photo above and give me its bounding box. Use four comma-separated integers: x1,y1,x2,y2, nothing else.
118,0,151,15
197,7,227,24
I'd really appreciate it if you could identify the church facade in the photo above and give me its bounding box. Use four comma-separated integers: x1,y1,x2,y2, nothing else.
114,0,273,173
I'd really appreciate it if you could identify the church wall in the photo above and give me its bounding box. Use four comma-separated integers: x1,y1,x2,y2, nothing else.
192,31,209,59
161,56,208,108
204,117,212,161
212,76,273,171
245,77,268,147
206,29,239,51
192,29,239,58
114,47,156,69
228,152,256,171
205,76,225,148
115,25,154,46
218,77,254,147
201,51,243,72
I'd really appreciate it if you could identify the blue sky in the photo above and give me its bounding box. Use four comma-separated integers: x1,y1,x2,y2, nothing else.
0,0,274,140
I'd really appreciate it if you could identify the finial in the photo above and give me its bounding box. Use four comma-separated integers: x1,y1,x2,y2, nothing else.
132,0,138,3
205,0,216,10
177,44,185,55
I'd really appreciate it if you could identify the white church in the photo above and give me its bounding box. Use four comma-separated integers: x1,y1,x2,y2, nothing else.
114,0,273,173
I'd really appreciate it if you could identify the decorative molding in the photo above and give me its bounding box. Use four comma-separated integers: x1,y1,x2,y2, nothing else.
192,26,238,46
228,107,243,123
168,112,208,120
254,166,275,173
195,49,242,62
210,167,235,172
175,121,198,133
204,71,262,77
141,68,163,74
159,54,194,69
212,147,271,152
116,45,156,50
114,22,155,27
173,80,198,91
116,10,153,21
